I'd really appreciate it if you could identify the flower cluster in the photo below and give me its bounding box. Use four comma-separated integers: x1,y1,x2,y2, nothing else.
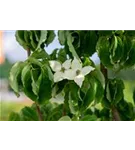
49,57,95,88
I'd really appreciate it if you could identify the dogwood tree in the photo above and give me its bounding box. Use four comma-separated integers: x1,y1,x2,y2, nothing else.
9,30,135,121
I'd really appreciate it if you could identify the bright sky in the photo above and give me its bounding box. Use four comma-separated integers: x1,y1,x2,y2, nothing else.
3,30,100,64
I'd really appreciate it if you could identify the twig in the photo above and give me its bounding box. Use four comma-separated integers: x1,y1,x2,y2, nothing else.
27,49,31,57
35,103,43,121
112,106,121,121
62,104,66,116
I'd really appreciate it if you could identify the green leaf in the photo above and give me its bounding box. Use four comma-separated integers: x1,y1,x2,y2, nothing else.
24,30,31,43
37,30,48,49
124,37,135,67
81,76,100,110
115,30,124,35
46,30,56,46
80,31,98,56
58,30,66,45
101,97,111,109
24,30,34,51
115,80,125,102
67,31,80,61
15,30,30,50
70,31,80,49
96,36,113,68
63,82,71,112
89,67,104,102
29,58,53,101
37,66,52,104
33,30,40,42
94,77,104,103
99,108,110,120
21,63,37,101
28,57,43,66
133,89,135,105
50,49,58,60
81,76,91,94
111,36,124,64
40,102,56,120
118,100,134,120
98,30,113,36
82,83,95,109
117,99,128,111
125,30,135,36
120,36,132,65
57,48,67,62
82,57,95,68
9,61,24,97
50,48,67,63
30,68,41,96
91,66,105,88
80,115,97,121
29,31,38,50
110,35,118,57
8,112,21,121
47,104,63,121
125,102,134,119
20,106,39,121
68,98,78,115
68,82,80,115
40,101,56,113
59,116,71,121
45,64,54,82
72,116,80,121
106,79,124,105
106,80,115,103
30,48,50,59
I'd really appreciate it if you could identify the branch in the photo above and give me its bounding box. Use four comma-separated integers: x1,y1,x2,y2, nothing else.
100,63,121,121
112,106,121,121
36,103,43,121
27,49,31,57
62,104,66,116
27,49,43,121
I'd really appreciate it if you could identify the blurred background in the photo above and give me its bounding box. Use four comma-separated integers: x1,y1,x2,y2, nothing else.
0,30,135,121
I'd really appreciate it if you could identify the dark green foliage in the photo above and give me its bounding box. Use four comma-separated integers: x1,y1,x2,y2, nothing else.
8,30,135,121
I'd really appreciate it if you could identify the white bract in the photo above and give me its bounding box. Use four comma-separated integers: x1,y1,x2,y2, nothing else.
64,57,95,87
49,57,95,88
49,59,71,82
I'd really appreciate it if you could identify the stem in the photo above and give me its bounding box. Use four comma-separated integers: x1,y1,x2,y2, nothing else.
100,63,121,121
27,49,31,57
111,106,121,121
27,49,43,121
62,108,66,116
35,103,43,121
62,104,66,116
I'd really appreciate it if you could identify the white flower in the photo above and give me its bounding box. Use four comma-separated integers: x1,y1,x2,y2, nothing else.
64,57,95,88
49,57,95,88
49,59,71,82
